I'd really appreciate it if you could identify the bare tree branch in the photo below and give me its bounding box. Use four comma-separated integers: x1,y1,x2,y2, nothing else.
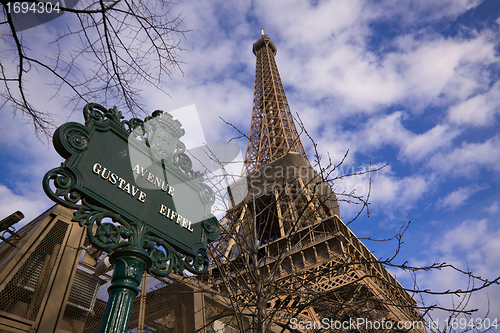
0,0,187,137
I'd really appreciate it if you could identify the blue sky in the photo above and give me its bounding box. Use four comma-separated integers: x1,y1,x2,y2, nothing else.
1,0,500,329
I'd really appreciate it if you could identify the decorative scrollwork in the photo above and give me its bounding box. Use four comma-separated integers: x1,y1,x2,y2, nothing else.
172,141,201,179
174,140,186,154
95,223,122,245
176,153,193,172
104,106,124,124
122,118,145,133
53,122,90,158
83,103,126,132
203,216,220,238
147,236,185,276
67,130,89,151
43,161,214,277
83,103,107,123
72,201,132,252
70,199,211,275
149,248,168,270
184,250,210,275
148,236,210,276
43,166,81,209
199,183,215,205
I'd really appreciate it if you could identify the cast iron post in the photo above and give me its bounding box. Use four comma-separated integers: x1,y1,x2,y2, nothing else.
99,248,152,333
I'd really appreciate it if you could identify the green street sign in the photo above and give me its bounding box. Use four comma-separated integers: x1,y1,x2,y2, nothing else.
43,103,220,275
43,103,221,332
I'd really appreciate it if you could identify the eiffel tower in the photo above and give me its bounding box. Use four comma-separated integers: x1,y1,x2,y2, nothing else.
206,31,425,332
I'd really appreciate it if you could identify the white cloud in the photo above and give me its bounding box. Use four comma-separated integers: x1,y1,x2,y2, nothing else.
396,32,496,102
377,0,483,24
485,201,500,214
310,132,355,171
439,219,489,254
448,81,500,126
0,185,53,229
437,185,487,209
254,0,366,47
412,218,500,325
364,112,459,161
402,124,459,160
318,111,459,164
440,188,471,210
0,109,75,229
0,2,498,327
333,164,430,219
369,173,429,209
429,135,500,176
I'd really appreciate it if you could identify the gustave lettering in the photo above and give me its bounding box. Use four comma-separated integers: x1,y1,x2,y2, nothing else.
92,163,147,203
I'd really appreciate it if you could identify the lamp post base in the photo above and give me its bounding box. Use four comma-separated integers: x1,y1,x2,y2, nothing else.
99,248,151,333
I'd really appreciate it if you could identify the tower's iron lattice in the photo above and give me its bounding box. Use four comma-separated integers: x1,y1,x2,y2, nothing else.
244,33,308,175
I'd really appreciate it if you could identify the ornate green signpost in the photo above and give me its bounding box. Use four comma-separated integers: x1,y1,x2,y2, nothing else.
43,103,220,333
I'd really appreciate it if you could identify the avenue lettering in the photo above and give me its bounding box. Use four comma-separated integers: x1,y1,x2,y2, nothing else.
132,164,174,196
159,204,194,232
92,163,147,203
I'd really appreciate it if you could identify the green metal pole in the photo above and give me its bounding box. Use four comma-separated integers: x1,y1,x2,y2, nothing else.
99,247,151,333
